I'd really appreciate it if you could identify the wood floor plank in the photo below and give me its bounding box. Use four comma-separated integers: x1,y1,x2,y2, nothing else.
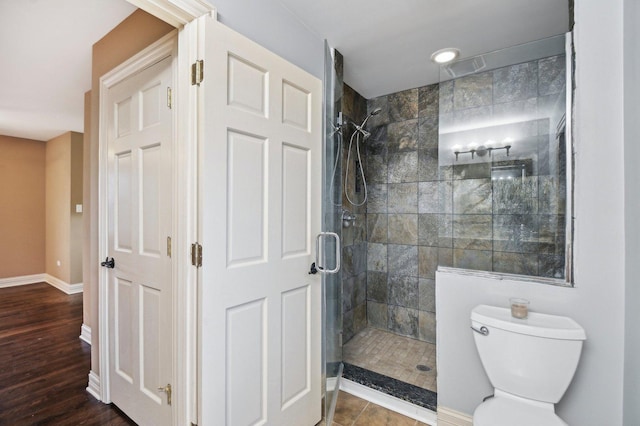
0,282,136,425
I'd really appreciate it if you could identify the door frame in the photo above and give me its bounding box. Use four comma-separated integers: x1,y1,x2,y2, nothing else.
97,2,213,425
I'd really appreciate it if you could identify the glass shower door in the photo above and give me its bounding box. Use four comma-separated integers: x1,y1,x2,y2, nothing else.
322,41,343,424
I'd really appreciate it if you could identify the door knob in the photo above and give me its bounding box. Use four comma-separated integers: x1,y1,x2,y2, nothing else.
101,257,115,268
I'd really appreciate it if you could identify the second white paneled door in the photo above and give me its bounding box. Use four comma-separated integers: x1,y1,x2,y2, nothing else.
105,54,174,425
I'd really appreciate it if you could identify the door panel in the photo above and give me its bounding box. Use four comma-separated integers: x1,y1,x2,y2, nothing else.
282,144,310,258
106,54,174,426
115,152,133,252
281,285,310,407
227,54,268,116
226,298,267,425
140,144,162,257
226,130,267,267
199,16,322,426
140,285,162,402
115,277,134,382
282,81,311,131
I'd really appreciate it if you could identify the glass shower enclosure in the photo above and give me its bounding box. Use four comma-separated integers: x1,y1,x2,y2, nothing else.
436,33,572,283
322,41,344,424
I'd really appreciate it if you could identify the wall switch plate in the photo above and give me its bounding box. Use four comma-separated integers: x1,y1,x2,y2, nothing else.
75,204,83,213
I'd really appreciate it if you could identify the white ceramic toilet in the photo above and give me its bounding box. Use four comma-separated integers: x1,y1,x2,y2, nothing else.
471,304,586,426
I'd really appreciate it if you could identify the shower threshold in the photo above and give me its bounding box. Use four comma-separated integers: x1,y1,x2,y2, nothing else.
342,362,437,412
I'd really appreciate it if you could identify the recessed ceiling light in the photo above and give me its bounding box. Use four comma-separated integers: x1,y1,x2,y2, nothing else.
431,48,460,64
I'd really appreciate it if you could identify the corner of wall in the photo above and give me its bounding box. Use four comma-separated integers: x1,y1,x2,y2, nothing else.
45,132,73,283
70,132,84,284
0,136,46,279
86,370,101,401
82,90,92,334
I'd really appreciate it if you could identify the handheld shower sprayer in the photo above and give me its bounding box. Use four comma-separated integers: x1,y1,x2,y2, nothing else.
363,106,383,124
344,107,383,207
353,107,382,138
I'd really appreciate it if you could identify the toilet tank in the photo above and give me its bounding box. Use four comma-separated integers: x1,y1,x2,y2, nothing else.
471,305,586,404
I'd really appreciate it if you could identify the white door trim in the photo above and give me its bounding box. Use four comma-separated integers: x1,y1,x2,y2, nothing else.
126,0,213,27
98,30,178,421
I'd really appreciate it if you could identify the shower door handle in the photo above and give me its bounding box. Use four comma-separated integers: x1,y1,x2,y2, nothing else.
315,232,341,274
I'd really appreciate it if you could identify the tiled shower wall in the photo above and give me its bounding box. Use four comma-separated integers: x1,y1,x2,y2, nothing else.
363,84,440,344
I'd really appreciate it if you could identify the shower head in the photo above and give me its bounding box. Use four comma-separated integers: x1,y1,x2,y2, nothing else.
357,107,383,134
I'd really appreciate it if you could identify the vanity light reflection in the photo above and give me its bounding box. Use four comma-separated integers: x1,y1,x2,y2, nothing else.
453,143,511,161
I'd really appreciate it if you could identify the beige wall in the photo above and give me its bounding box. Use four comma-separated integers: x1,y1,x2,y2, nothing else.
83,90,92,324
45,133,72,282
70,132,83,284
45,131,83,284
0,136,46,278
85,8,174,374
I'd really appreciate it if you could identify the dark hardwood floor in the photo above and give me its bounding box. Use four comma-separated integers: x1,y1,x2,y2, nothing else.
0,282,136,425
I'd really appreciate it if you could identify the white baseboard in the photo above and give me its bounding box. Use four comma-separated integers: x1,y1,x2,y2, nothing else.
437,406,473,426
0,273,83,295
86,371,102,401
0,273,48,289
340,378,437,425
45,274,83,294
80,323,92,345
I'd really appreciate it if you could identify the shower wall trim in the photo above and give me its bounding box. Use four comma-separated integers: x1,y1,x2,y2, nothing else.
437,266,571,288
340,379,438,424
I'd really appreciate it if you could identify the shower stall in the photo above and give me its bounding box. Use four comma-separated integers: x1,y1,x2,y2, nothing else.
323,33,571,422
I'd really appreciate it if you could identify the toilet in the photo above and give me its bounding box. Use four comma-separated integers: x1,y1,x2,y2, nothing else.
471,304,586,426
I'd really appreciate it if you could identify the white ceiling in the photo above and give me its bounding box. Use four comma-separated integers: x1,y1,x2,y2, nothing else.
0,0,136,141
277,0,568,99
0,0,567,142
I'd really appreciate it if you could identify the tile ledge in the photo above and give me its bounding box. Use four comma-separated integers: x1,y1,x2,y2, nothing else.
436,266,572,288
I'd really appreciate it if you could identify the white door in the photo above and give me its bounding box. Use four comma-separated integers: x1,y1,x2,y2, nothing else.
198,16,323,426
105,54,174,426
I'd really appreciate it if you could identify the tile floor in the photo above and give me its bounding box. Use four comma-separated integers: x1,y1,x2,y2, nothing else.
322,391,430,426
343,327,437,392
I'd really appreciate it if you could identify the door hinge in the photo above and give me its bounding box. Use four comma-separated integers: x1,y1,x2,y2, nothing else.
167,236,172,258
191,242,202,267
167,87,172,109
191,60,204,85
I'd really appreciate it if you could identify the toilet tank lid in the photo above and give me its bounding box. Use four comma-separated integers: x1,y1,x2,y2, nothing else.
471,305,586,340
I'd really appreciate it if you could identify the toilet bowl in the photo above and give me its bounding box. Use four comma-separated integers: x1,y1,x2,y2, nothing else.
471,304,586,426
